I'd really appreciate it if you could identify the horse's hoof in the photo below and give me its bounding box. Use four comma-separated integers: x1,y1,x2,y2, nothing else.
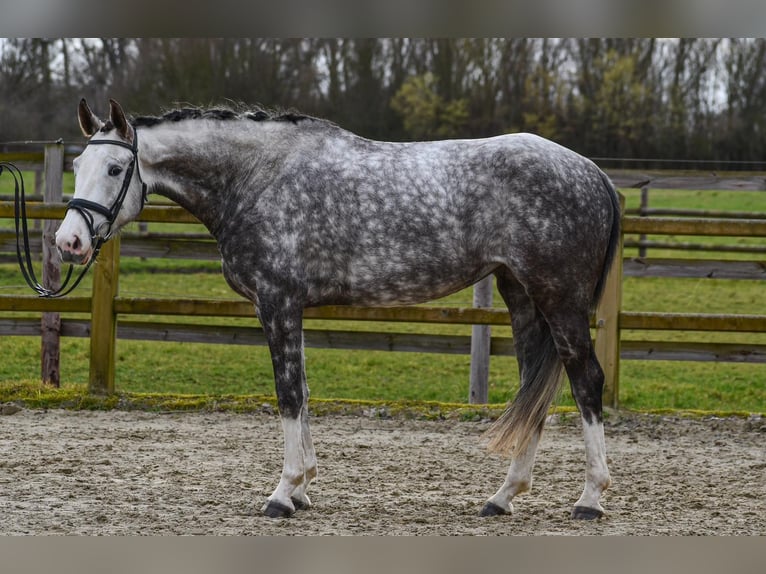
479,502,509,517
571,505,604,520
262,500,295,518
291,496,311,511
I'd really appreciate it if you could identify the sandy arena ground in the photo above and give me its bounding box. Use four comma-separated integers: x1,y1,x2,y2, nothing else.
0,407,763,535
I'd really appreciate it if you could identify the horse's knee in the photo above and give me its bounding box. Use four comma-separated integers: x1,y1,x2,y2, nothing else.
276,385,303,420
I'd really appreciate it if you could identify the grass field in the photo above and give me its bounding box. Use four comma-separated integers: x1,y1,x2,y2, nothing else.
0,172,764,413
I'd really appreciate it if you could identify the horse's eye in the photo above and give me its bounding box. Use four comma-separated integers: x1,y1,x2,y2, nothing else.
108,165,123,177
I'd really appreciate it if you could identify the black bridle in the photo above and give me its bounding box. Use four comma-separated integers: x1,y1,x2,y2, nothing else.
5,131,147,298
67,132,148,247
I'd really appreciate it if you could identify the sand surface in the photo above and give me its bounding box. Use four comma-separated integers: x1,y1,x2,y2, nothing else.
1,407,763,535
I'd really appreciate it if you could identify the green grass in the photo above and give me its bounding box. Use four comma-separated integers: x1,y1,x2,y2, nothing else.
2,263,763,412
621,187,766,213
0,380,524,422
619,361,764,412
0,182,764,414
621,187,766,260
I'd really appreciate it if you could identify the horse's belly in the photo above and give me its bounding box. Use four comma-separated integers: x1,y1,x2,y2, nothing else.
309,262,499,307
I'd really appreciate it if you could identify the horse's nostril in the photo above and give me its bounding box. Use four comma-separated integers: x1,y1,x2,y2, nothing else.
71,235,81,252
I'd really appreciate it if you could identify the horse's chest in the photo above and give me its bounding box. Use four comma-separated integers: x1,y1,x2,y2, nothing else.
220,254,260,307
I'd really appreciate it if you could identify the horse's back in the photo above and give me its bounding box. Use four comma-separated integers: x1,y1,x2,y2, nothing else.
344,133,615,306
396,132,618,306
401,132,616,262
227,129,617,308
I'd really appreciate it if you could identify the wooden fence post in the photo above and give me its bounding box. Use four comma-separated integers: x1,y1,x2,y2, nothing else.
595,194,625,409
638,185,649,257
469,275,493,404
41,142,64,387
88,236,120,394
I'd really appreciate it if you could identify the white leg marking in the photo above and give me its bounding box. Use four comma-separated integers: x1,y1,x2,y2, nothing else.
289,407,317,509
574,418,611,513
262,415,305,514
486,428,542,513
290,343,317,509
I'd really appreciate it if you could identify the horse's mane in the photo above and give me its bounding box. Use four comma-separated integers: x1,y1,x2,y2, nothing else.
130,105,329,129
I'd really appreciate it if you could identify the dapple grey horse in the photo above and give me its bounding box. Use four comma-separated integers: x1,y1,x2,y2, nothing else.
56,99,621,520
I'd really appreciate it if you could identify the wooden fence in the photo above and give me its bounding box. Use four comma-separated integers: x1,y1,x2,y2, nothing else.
1,143,765,408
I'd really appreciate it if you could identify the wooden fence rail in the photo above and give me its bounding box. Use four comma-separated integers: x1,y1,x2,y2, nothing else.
2,206,764,406
1,146,765,408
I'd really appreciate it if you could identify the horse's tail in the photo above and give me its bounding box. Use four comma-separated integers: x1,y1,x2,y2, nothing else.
483,169,621,457
483,328,563,456
590,170,622,311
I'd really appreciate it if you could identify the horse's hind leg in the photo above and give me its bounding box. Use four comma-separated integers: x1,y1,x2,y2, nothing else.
544,308,612,519
481,269,563,516
481,423,544,516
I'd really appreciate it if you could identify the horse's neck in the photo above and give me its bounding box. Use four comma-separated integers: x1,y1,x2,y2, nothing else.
139,125,262,238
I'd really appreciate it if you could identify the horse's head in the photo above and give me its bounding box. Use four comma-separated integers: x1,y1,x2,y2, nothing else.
56,99,147,265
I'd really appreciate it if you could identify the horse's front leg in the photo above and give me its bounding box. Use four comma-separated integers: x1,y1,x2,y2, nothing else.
258,300,316,518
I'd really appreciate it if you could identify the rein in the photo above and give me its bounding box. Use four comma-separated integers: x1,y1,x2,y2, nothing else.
4,131,147,298
1,160,81,297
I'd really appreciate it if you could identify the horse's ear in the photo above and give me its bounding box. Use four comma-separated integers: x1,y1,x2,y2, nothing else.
109,99,134,144
78,98,103,137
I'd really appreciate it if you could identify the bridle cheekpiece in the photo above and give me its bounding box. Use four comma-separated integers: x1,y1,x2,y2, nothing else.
66,129,148,246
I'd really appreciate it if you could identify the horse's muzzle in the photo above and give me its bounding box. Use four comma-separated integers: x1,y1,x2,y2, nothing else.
55,232,92,266
58,247,92,266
